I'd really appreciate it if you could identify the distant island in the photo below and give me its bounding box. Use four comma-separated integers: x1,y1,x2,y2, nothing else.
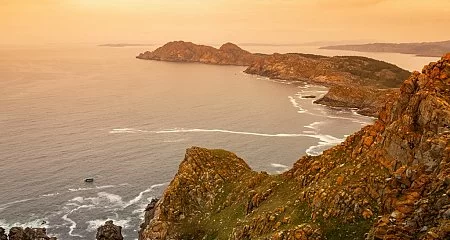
99,43,154,47
320,40,450,57
137,41,411,117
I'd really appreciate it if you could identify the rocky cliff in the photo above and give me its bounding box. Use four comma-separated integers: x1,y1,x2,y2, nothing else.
137,41,411,117
139,54,450,239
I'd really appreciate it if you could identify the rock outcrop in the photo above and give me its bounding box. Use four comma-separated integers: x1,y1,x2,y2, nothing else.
313,86,399,116
0,228,7,240
137,41,411,117
0,227,57,240
96,221,124,240
139,54,450,239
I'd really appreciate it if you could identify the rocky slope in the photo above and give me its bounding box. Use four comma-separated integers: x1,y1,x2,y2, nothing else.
139,54,450,239
137,41,411,117
321,40,450,57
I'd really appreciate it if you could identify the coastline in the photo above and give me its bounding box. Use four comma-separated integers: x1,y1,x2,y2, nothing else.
137,41,411,117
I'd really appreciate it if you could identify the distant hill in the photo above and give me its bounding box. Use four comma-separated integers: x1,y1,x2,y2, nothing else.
321,40,450,57
99,43,154,47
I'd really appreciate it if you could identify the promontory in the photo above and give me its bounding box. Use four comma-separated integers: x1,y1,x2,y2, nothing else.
137,41,411,117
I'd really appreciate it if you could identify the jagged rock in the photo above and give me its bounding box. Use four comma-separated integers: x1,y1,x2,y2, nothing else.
139,54,450,239
0,228,7,240
137,41,410,117
7,227,56,240
96,221,123,240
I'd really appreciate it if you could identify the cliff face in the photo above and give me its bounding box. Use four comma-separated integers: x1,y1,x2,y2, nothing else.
244,54,410,89
140,54,450,240
137,42,411,117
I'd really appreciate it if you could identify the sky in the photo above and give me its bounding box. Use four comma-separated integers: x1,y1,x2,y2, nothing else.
1,0,450,45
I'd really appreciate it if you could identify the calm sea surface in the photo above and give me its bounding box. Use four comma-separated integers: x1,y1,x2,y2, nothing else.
0,44,438,239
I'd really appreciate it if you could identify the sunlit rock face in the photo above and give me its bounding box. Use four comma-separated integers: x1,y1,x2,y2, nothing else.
139,54,450,240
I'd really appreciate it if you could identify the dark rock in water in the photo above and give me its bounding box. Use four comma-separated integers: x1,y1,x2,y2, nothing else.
7,227,56,240
302,95,316,99
0,228,7,240
96,221,123,240
85,178,94,183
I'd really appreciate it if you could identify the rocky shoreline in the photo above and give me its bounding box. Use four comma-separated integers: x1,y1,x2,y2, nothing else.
137,41,411,117
139,54,450,239
0,221,124,240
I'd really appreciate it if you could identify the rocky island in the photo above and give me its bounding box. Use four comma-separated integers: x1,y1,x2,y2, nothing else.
321,40,450,57
140,54,450,239
137,41,411,117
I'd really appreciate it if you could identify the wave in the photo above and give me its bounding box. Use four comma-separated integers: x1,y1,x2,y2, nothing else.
270,163,289,169
0,198,35,208
86,218,131,232
111,127,333,139
0,218,49,232
110,127,345,156
305,137,343,156
254,76,293,85
68,185,117,192
163,138,186,143
288,96,307,113
41,192,60,197
123,183,167,208
62,214,83,238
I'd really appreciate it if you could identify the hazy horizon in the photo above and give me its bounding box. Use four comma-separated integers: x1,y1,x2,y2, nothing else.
1,0,450,46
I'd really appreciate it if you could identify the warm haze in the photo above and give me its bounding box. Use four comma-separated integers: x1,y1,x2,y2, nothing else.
1,0,450,45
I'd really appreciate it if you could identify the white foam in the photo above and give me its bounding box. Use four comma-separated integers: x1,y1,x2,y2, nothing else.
62,214,83,238
270,163,289,169
68,185,116,192
163,138,186,143
98,192,124,206
61,204,96,238
0,218,50,233
305,135,344,156
123,183,167,208
41,192,60,197
304,121,323,131
288,96,307,113
271,163,289,174
155,128,310,137
0,198,36,208
70,197,85,203
86,218,131,232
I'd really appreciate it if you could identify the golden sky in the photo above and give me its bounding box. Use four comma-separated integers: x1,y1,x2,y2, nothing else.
1,0,449,45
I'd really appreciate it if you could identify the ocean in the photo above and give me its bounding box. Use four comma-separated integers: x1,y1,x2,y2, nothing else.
0,44,438,239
